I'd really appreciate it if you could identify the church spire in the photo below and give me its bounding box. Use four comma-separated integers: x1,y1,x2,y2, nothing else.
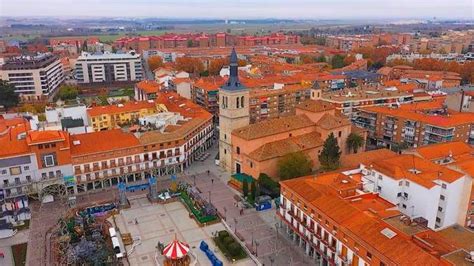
222,48,246,91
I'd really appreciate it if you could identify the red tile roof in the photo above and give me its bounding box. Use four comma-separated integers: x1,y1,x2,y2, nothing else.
70,129,141,156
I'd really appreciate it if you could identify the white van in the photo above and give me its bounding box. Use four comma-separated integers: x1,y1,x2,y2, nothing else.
111,236,123,258
108,227,117,238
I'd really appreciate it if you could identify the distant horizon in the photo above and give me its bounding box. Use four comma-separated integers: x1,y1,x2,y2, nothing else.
1,0,473,20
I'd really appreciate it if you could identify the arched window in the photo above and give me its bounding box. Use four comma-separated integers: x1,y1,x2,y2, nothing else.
241,96,244,108
236,147,240,154
236,97,240,108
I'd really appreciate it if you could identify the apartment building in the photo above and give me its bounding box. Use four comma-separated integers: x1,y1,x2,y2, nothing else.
114,33,300,52
70,92,214,193
376,66,462,89
322,86,414,119
410,141,474,228
192,77,223,121
354,100,474,149
134,80,161,101
0,117,73,201
87,101,157,131
0,53,64,102
74,51,143,84
1,92,214,196
278,169,473,266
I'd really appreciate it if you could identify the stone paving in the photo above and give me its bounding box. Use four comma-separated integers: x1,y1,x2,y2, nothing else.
110,196,255,266
188,172,310,266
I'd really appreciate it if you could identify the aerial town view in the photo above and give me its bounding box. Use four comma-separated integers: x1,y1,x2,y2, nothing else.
0,1,474,265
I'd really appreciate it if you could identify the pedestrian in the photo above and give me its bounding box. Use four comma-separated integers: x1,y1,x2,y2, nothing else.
240,208,243,216
207,170,210,176
211,178,214,184
135,218,138,225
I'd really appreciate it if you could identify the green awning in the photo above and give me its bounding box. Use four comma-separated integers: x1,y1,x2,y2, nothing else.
231,173,255,183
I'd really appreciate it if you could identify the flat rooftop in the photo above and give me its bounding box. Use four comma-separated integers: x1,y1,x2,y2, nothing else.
383,215,428,236
1,53,58,70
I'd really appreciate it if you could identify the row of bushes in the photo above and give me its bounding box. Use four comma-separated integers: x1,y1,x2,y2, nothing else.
180,191,217,224
213,230,247,261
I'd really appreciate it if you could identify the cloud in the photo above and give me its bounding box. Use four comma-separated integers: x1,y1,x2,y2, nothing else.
1,0,472,19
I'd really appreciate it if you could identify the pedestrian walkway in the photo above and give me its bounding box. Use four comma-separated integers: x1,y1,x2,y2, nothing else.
186,171,310,266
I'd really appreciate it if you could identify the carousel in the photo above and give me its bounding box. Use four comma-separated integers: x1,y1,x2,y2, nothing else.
162,237,191,266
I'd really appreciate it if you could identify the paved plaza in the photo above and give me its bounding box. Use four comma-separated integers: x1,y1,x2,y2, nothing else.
21,144,313,266
111,196,255,266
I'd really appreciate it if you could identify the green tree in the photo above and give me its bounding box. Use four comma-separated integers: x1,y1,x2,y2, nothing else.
316,55,327,63
242,180,248,198
319,133,342,171
58,85,79,101
0,80,19,111
187,40,193,48
250,180,256,201
331,55,346,69
346,132,364,154
277,152,313,180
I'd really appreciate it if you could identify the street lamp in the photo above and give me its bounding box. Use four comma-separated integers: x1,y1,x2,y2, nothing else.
193,175,196,186
251,231,254,246
255,240,259,257
208,190,212,204
275,222,279,240
223,207,227,221
233,218,238,234
270,256,275,266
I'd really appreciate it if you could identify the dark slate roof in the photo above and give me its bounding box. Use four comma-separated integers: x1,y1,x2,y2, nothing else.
332,70,381,81
0,155,31,168
221,48,247,92
61,117,84,130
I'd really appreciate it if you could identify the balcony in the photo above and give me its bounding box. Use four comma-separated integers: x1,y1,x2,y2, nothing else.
424,126,454,137
2,180,30,189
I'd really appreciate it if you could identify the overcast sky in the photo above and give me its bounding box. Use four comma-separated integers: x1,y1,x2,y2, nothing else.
1,0,473,19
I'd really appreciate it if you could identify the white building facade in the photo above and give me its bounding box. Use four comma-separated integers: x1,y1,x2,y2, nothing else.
74,51,143,84
0,53,64,102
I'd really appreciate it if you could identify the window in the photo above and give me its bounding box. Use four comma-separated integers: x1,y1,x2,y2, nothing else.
440,195,445,201
250,162,253,168
441,183,447,189
9,167,22,175
236,147,240,155
402,204,407,208
38,144,43,149
403,192,408,198
241,96,244,108
41,173,47,179
42,153,57,167
236,97,240,108
367,252,372,260
438,207,443,212
436,217,441,223
224,134,227,140
338,131,342,137
377,186,382,191
378,174,382,180
405,180,410,186
24,166,29,171
1,169,6,175
45,144,50,149
26,176,31,182
398,181,403,186
224,149,227,155
51,143,56,148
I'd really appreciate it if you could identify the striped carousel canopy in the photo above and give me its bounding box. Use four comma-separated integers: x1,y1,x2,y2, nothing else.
163,239,190,260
